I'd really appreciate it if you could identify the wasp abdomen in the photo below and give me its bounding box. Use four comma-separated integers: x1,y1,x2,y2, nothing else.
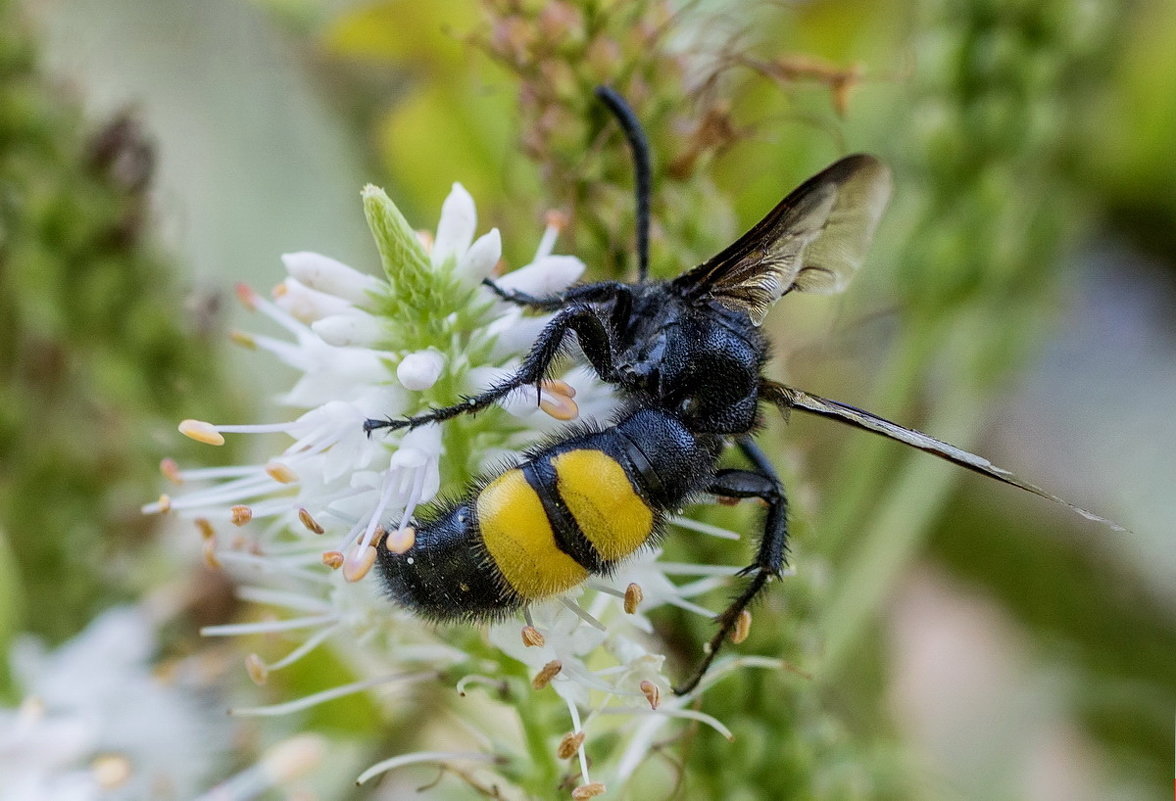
377,409,713,621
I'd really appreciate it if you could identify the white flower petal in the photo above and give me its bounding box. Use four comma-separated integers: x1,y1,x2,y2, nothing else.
281,252,382,308
432,183,477,268
459,228,502,282
396,350,446,391
311,310,385,348
273,278,354,323
495,255,585,296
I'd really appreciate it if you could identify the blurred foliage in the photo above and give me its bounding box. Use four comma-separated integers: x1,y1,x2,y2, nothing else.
0,0,241,665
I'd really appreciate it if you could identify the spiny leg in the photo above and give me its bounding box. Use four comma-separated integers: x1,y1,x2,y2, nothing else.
364,305,621,434
673,438,789,695
482,278,630,311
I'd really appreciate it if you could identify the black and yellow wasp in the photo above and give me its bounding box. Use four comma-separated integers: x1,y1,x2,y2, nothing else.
365,87,1115,693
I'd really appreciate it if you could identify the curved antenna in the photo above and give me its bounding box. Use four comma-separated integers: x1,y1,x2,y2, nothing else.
594,85,651,282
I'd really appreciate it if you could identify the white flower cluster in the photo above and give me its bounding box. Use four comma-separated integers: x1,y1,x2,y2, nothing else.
147,185,783,797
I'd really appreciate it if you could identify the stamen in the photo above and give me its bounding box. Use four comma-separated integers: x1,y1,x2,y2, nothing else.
321,551,344,569
144,494,171,515
521,625,545,647
531,659,562,690
385,526,415,554
259,734,327,782
572,782,607,800
159,458,183,484
639,680,661,710
179,419,225,446
201,539,221,570
668,515,740,540
229,330,257,349
202,614,338,637
539,380,580,421
543,378,577,398
234,282,259,310
342,544,377,582
264,625,336,673
195,518,215,539
245,654,268,685
298,507,324,534
557,731,585,759
730,610,752,644
599,706,734,741
356,751,495,787
230,505,253,526
559,598,606,631
623,583,643,614
231,670,436,717
535,210,569,261
455,674,509,697
265,461,299,484
91,754,132,789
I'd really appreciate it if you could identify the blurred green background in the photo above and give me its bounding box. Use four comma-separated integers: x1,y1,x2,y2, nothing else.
2,0,1173,798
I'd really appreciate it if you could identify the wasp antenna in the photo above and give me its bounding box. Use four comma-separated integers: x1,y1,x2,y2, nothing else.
594,85,652,282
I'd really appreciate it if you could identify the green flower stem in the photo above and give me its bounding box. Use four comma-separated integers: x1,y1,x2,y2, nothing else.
513,680,563,794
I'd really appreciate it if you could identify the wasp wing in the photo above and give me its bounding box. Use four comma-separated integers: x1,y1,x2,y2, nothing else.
766,382,1125,531
675,154,892,324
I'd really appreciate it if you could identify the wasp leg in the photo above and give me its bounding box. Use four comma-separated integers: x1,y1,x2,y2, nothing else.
673,438,789,695
364,305,621,434
482,278,629,311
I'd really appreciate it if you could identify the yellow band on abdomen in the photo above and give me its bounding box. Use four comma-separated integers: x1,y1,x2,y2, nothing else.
476,468,588,600
552,449,654,562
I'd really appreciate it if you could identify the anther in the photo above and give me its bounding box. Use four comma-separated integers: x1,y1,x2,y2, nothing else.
229,330,257,349
321,551,344,569
153,494,172,514
539,380,580,422
245,654,268,686
521,625,545,648
265,461,298,484
623,582,643,614
640,679,661,710
385,526,415,554
297,508,324,535
91,754,132,789
201,539,221,570
179,419,225,446
234,282,259,310
544,378,577,398
557,731,585,759
531,659,562,690
572,782,606,800
195,518,215,540
159,458,182,484
544,209,570,232
342,545,377,582
230,505,253,526
730,610,752,644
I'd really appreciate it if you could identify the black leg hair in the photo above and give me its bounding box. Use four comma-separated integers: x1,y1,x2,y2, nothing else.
364,305,621,434
673,438,789,695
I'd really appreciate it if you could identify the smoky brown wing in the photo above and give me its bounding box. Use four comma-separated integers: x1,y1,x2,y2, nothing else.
674,154,892,324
